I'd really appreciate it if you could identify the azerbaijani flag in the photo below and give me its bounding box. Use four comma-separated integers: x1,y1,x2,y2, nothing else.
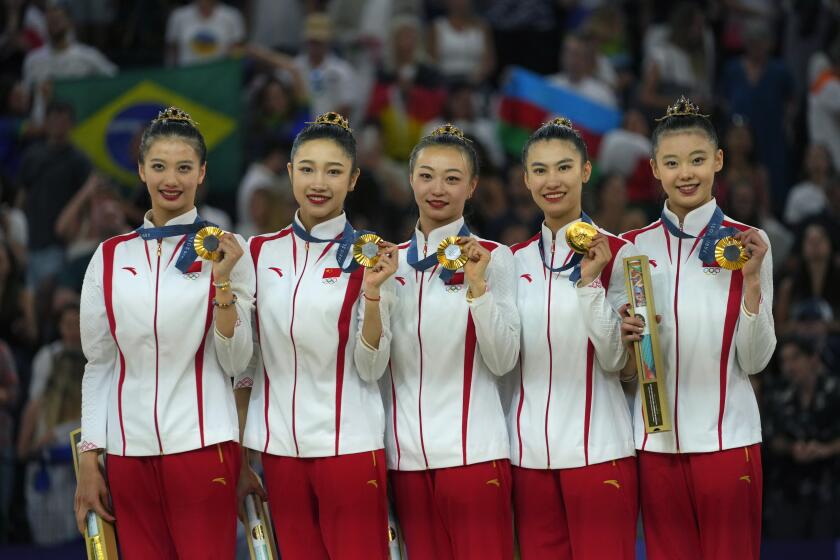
498,66,622,158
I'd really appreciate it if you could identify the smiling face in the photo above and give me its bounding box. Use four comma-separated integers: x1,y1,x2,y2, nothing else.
410,144,477,232
651,130,723,219
524,139,591,229
288,138,359,229
138,137,205,224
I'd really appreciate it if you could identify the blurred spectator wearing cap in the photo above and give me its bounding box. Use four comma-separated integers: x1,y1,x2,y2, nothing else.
776,221,840,331
294,13,357,119
428,0,495,86
721,19,794,213
16,100,90,292
784,144,835,226
21,1,116,124
165,0,245,67
808,39,840,172
764,336,840,538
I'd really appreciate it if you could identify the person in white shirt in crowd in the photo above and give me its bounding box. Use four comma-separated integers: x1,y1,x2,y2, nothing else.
165,0,245,67
384,124,520,560
21,0,116,124
428,0,495,85
236,112,397,559
785,144,835,226
549,32,617,108
508,117,637,558
74,107,254,559
294,13,357,120
236,138,290,238
620,96,775,560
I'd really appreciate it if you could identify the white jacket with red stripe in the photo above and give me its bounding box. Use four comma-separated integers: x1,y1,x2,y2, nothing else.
508,222,636,469
80,208,255,456
383,218,521,471
621,199,776,454
238,213,392,458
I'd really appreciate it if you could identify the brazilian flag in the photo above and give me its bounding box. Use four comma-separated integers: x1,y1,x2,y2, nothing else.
53,59,242,192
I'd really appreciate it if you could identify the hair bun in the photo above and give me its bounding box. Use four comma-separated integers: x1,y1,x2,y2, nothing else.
539,116,575,131
430,123,470,142
308,111,352,133
655,95,709,122
153,106,199,127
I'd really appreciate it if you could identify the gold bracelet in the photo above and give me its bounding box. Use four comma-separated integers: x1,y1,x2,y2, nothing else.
213,279,232,292
213,294,238,309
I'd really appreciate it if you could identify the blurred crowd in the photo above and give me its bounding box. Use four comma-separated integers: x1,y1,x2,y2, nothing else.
0,0,839,549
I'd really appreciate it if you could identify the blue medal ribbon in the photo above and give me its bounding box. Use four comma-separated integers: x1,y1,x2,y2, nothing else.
291,219,366,272
407,223,471,282
137,216,215,274
538,212,593,284
660,206,737,264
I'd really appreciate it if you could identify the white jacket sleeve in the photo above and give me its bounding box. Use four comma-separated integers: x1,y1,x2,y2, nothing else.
214,234,255,377
233,313,261,390
468,245,521,376
576,242,633,373
354,277,395,382
735,230,776,375
80,245,116,450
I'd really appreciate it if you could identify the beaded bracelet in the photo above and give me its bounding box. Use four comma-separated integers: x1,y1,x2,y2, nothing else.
213,294,238,309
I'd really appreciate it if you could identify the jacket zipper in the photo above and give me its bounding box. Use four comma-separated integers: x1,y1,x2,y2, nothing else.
152,240,164,454
288,240,310,456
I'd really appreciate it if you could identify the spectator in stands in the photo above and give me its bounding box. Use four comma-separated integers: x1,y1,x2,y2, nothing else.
21,1,116,124
428,0,495,85
0,240,35,349
639,2,715,117
165,0,245,67
808,39,840,172
597,108,656,205
0,338,17,543
16,100,90,291
764,336,840,538
294,13,357,119
776,221,840,330
785,144,835,226
591,174,629,235
236,138,291,239
548,31,617,108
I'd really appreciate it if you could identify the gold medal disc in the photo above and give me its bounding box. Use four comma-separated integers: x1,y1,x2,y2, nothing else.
194,226,225,261
352,234,383,268
437,236,469,270
566,222,598,254
714,236,749,270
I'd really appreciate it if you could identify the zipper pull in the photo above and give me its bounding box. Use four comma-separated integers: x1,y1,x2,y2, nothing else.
423,242,427,257
305,241,310,252
157,240,162,257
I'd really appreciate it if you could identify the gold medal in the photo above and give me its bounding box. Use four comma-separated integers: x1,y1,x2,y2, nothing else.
352,233,382,268
566,222,598,254
194,226,225,261
437,236,469,270
714,236,749,270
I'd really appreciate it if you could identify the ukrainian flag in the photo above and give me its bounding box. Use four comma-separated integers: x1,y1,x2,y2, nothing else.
53,59,241,191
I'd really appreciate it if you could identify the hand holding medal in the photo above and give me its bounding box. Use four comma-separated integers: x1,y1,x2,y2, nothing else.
454,237,491,298
360,237,399,297
194,227,243,281
732,228,767,280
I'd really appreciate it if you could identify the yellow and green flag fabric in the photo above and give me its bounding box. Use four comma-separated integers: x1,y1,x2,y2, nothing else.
54,59,242,191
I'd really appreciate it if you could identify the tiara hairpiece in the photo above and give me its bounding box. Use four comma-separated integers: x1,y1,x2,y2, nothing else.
655,95,709,122
307,111,352,133
430,123,471,142
153,107,199,127
540,116,575,130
